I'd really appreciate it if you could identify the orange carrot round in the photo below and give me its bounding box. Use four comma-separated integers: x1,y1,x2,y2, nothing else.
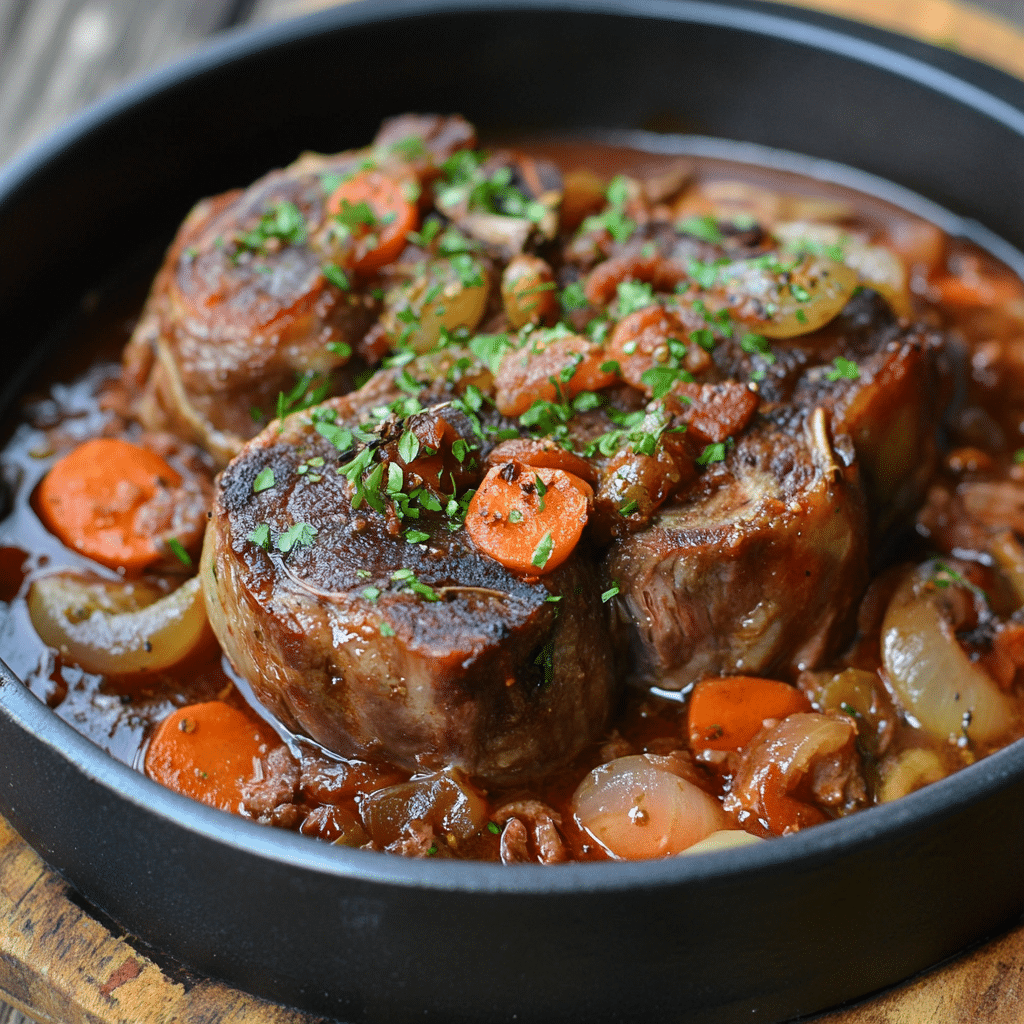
687,675,812,752
466,462,592,575
493,333,618,418
144,701,280,814
933,272,1024,309
37,438,181,572
326,169,417,275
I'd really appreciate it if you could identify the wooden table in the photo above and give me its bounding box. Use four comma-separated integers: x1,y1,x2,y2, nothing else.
3,1,1024,1022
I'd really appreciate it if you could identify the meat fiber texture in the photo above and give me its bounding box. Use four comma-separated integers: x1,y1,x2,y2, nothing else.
605,293,942,693
202,386,617,784
123,115,476,467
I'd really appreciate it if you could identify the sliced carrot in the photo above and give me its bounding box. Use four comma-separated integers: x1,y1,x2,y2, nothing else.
144,701,281,814
607,305,711,392
326,169,418,275
485,437,597,484
37,438,181,572
493,333,618,418
466,462,592,575
687,675,812,752
933,272,1024,309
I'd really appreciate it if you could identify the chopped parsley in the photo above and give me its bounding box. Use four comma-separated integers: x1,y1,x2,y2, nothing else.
407,219,441,248
452,438,471,463
640,364,693,400
688,257,726,291
931,561,988,603
531,531,554,569
826,357,860,382
397,429,421,464
601,582,621,603
316,421,354,452
322,262,350,290
379,622,396,637
409,579,440,602
436,150,546,222
468,333,512,375
580,175,636,244
676,215,724,243
247,523,270,550
276,370,331,423
614,279,655,318
277,522,318,553
740,333,775,364
333,198,378,232
560,280,589,312
689,328,716,353
236,199,307,252
253,467,275,493
697,440,731,465
166,537,192,567
326,340,352,359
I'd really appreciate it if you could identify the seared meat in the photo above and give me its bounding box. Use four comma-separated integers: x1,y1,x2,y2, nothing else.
124,154,375,465
124,116,477,467
605,408,869,691
790,291,943,540
202,388,618,783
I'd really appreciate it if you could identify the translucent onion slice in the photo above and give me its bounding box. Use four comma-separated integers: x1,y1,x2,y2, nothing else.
773,221,912,319
382,256,489,353
28,572,213,675
678,829,765,856
877,748,946,804
881,563,1017,743
361,768,488,848
572,754,730,860
720,252,858,338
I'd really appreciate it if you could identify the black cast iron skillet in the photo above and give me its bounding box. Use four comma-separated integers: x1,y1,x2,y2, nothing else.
2,2,1024,1022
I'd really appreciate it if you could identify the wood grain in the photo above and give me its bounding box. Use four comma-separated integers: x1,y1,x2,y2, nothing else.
0,815,330,1024
773,0,1024,80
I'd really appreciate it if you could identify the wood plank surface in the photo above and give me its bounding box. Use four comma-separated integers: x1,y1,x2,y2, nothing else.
0,816,330,1024
775,0,1024,79
1,806,1024,1024
2,1,1024,1023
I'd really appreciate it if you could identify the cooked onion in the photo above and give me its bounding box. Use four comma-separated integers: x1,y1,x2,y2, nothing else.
881,562,1017,743
720,251,858,338
678,829,765,856
877,748,946,803
361,768,488,848
724,713,861,834
382,256,489,353
571,754,730,860
773,221,912,319
28,572,212,674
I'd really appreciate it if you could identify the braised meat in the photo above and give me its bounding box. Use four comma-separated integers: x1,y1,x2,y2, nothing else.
606,408,869,692
202,388,617,783
123,116,476,466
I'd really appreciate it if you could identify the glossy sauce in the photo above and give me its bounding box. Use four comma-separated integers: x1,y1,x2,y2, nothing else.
3,138,1024,862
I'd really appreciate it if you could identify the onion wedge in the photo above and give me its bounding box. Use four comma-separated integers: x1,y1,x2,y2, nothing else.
28,572,213,674
881,562,1017,744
